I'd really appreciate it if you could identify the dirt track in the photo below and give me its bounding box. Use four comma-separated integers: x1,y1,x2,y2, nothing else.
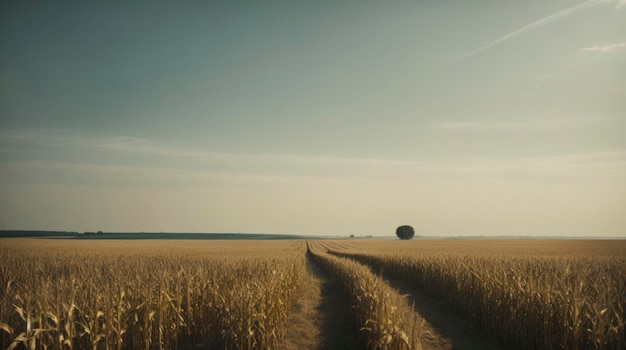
285,242,501,349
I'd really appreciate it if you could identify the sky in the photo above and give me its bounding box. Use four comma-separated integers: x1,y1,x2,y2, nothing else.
1,0,625,237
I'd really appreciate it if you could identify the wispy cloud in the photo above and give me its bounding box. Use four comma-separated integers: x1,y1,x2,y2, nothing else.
402,151,626,182
0,129,411,167
435,120,572,131
3,129,625,186
582,42,626,52
456,0,603,61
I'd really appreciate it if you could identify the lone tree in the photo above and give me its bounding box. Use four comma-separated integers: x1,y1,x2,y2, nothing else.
396,225,415,240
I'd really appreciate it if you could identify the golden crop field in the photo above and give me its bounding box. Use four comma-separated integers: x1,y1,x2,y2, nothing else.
1,238,625,350
317,239,626,350
0,240,306,350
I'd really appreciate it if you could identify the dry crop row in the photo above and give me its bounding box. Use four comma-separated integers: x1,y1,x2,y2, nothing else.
0,241,306,350
307,242,424,350
327,245,626,350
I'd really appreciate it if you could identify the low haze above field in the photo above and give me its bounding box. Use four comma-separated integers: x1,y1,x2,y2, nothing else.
1,0,625,236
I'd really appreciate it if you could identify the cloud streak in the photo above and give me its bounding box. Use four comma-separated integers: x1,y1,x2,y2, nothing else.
456,0,602,61
582,42,626,52
0,129,412,167
435,120,574,131
3,129,625,186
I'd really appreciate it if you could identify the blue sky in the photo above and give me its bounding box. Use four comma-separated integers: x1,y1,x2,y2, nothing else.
1,0,625,236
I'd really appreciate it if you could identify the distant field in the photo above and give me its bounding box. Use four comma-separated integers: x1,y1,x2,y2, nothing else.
0,230,316,240
1,238,624,349
317,238,626,256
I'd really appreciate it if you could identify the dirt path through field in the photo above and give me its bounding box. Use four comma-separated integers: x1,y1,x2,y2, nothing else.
283,252,358,350
285,244,501,349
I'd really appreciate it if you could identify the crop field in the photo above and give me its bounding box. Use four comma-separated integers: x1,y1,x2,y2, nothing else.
0,240,306,350
1,238,625,349
314,240,626,349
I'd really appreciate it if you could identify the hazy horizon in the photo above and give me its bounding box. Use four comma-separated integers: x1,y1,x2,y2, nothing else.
1,0,625,237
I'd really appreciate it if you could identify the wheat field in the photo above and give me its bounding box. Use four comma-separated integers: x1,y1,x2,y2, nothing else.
1,238,625,349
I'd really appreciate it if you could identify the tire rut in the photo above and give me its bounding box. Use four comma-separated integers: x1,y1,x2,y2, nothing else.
283,251,358,350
